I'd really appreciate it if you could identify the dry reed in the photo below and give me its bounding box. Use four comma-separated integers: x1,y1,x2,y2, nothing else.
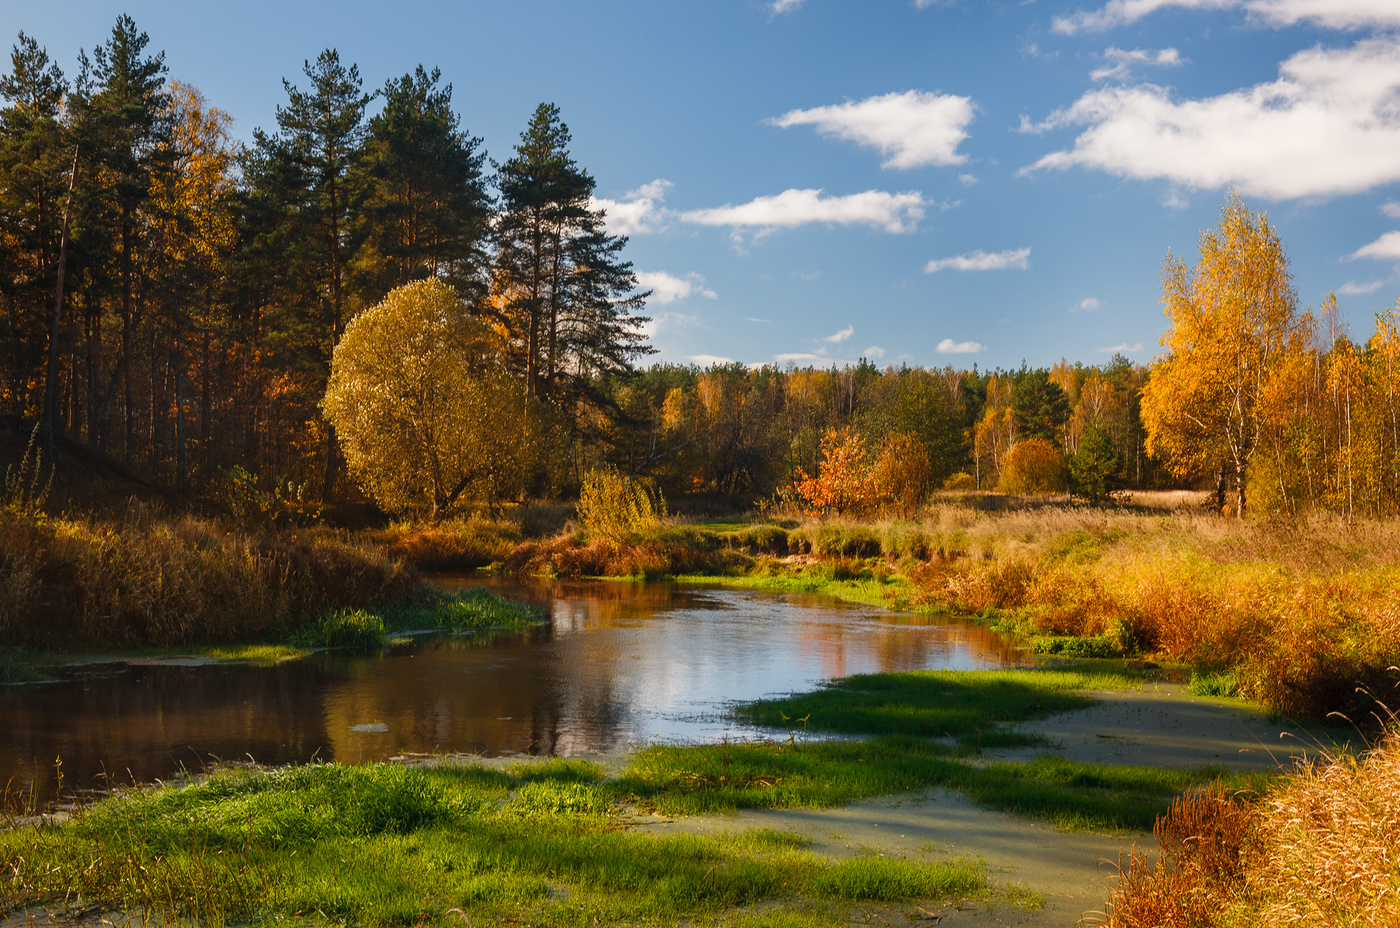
0,512,419,649
1107,731,1400,927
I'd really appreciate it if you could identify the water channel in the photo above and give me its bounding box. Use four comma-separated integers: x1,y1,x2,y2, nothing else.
1,578,1025,807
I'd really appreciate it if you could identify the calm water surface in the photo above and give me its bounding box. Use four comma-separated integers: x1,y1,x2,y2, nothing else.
1,578,1024,805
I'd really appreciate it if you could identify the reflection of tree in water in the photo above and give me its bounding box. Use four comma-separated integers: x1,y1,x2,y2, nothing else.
0,661,337,810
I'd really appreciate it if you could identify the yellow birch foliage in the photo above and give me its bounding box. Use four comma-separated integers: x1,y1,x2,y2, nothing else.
868,431,932,518
1141,193,1311,517
997,437,1068,495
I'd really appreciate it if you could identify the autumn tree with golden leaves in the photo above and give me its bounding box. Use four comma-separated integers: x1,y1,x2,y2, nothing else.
1141,194,1312,518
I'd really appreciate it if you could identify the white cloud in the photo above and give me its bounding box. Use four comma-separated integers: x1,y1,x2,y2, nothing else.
640,310,699,340
1163,190,1191,210
1052,0,1400,34
1382,202,1400,218
822,325,854,344
770,90,975,170
863,345,886,360
959,173,978,186
1024,38,1400,200
1349,231,1400,260
937,339,987,354
1099,342,1145,352
689,354,736,366
771,0,805,13
1076,297,1102,311
590,179,672,236
681,188,927,237
924,247,1031,273
1339,279,1387,295
774,352,834,364
635,270,717,304
745,316,775,324
1091,47,1184,82
1055,0,1232,34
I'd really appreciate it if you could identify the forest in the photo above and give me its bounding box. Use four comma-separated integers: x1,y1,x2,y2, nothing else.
5,17,1400,523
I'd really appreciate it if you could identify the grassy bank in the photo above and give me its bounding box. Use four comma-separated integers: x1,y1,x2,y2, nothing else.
0,659,1264,925
734,665,1152,750
1106,728,1400,927
0,511,419,650
0,758,990,928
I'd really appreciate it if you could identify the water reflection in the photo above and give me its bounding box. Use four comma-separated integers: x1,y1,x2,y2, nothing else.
1,578,1025,807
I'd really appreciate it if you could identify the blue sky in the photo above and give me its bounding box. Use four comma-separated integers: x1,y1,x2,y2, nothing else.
11,1,1400,371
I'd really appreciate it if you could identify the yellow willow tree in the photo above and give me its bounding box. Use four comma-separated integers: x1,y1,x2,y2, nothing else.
1141,194,1312,517
322,278,538,520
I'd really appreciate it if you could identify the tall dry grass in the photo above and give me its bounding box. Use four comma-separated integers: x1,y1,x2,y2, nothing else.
1107,731,1400,927
901,505,1400,720
0,511,419,649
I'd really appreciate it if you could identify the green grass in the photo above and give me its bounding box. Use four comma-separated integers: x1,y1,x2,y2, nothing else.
289,588,546,652
192,643,308,663
0,759,988,928
674,569,911,612
616,737,1252,833
1188,670,1242,698
0,646,46,683
735,667,1149,750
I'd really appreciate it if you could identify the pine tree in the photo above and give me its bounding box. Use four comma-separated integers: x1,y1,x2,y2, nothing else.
1070,424,1121,504
85,15,174,455
1010,368,1070,444
354,66,491,305
0,32,68,419
246,49,370,497
493,102,651,405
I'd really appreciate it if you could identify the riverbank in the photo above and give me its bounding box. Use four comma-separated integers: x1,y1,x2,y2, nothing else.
7,499,1397,727
453,501,1400,725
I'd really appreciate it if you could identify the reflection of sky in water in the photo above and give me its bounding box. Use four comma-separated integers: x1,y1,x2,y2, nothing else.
0,579,1026,804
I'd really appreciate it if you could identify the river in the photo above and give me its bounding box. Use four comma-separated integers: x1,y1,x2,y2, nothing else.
0,578,1024,808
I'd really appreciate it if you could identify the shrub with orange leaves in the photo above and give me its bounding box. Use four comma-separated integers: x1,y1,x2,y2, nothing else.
868,431,933,518
793,428,873,516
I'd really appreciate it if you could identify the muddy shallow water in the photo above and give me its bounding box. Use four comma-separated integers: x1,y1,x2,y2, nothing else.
1,578,1025,805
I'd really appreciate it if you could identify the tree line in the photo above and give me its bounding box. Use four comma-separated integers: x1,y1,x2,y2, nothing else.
0,16,648,501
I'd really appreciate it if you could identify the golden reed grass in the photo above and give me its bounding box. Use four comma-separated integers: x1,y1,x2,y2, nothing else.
905,504,1400,720
0,513,419,649
1106,731,1400,927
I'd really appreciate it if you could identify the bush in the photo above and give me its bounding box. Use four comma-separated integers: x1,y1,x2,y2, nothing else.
943,472,977,491
868,432,932,518
793,428,872,516
998,438,1068,495
578,470,666,541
